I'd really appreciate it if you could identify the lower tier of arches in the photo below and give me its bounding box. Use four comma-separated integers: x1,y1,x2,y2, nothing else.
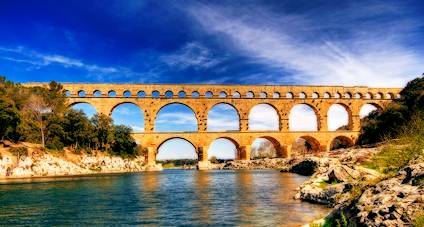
132,131,359,166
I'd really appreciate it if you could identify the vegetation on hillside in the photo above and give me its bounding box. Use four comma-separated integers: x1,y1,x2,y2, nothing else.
358,76,424,145
0,76,140,157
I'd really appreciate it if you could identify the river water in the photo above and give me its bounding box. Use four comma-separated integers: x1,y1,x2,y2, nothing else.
0,170,330,226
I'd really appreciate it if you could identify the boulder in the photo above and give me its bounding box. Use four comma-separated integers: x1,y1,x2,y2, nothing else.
290,159,318,176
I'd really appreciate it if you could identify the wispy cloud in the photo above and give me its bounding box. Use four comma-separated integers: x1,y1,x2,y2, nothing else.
248,104,279,131
161,42,224,70
0,46,142,81
185,2,423,87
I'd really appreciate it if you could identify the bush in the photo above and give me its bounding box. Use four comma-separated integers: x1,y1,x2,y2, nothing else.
9,147,28,160
413,212,424,227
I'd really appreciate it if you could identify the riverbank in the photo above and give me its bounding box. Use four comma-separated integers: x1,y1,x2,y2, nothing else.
0,142,162,178
283,145,424,226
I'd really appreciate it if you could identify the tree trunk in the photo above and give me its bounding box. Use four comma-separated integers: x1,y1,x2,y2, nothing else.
40,120,45,148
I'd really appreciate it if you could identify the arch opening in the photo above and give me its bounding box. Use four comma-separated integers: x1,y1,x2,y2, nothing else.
155,103,198,132
111,103,144,133
328,104,350,131
323,92,331,98
251,137,279,159
123,90,131,98
207,103,239,131
178,91,186,98
208,138,238,161
233,91,241,98
289,104,318,131
219,91,227,98
204,91,212,98
137,91,146,98
78,90,86,97
165,90,173,98
156,138,198,166
273,92,280,98
292,136,321,156
248,104,279,131
152,90,160,98
71,103,97,119
93,90,102,97
65,90,71,97
192,91,200,98
360,104,381,119
246,91,254,98
286,92,293,99
330,136,354,151
108,90,116,97
312,92,319,99
260,92,267,98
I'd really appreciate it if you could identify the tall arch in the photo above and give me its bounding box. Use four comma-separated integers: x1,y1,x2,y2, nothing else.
156,138,198,160
251,136,280,159
289,104,318,131
327,104,351,131
208,138,239,160
70,102,97,118
155,103,198,132
360,103,382,119
248,104,279,131
292,136,321,155
110,102,144,133
207,103,240,131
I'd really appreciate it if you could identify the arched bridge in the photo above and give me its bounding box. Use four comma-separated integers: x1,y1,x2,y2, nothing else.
25,83,401,166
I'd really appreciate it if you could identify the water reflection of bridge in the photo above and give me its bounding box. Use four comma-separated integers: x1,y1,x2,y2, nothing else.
25,83,401,166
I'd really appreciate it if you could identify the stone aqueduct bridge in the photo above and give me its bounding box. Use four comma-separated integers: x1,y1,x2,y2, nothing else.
27,83,401,166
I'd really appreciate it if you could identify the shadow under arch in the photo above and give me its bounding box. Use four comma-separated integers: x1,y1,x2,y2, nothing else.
329,135,354,150
293,135,321,154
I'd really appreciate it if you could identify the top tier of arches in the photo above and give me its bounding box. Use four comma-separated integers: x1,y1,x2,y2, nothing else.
43,83,400,101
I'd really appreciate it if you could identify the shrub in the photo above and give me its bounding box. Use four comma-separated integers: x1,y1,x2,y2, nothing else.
9,147,28,160
413,212,424,227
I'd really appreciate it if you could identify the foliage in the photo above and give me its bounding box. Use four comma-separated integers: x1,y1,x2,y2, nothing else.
158,159,198,167
362,114,424,175
9,147,28,160
358,75,424,145
209,155,218,163
413,212,424,227
0,76,140,158
251,139,276,159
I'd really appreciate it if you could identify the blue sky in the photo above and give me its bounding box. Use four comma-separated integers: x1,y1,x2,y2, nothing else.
1,0,421,159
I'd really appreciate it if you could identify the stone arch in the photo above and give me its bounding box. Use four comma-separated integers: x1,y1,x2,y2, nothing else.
137,91,146,98
273,92,280,98
299,92,306,99
323,92,331,98
155,102,198,132
123,90,131,98
359,103,383,118
192,91,200,98
205,91,213,98
207,102,240,131
375,92,383,99
365,92,373,99
329,136,354,150
65,90,71,97
385,93,393,99
108,90,117,97
246,91,254,98
312,92,319,99
250,136,281,159
286,92,294,99
165,90,173,98
248,103,280,131
70,102,98,118
152,90,160,98
334,92,341,99
93,90,102,97
110,102,144,133
293,135,321,154
289,103,319,131
233,91,241,98
178,91,186,98
208,137,240,160
219,91,227,98
78,90,86,97
260,92,267,98
156,137,198,160
344,92,352,99
354,93,362,99
327,103,352,131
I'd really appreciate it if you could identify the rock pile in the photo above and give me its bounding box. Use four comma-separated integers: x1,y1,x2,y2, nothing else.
222,158,289,170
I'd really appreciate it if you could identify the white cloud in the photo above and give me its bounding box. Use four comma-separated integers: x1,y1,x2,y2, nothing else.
248,104,279,130
0,46,141,81
161,42,223,70
328,104,349,131
185,3,423,87
155,112,197,125
289,105,318,131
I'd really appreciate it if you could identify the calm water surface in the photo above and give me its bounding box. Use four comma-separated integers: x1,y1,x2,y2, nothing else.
0,170,330,226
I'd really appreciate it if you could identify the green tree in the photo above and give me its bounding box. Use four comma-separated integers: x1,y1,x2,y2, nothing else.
111,125,138,157
63,110,94,149
91,114,114,151
0,97,21,141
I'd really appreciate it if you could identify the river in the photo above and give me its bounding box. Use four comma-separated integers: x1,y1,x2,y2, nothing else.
0,170,330,226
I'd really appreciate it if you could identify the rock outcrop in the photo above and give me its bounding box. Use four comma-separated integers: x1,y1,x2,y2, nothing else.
355,163,424,226
222,158,289,170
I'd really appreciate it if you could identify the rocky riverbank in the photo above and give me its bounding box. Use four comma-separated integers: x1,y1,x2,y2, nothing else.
0,142,162,178
284,146,424,226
